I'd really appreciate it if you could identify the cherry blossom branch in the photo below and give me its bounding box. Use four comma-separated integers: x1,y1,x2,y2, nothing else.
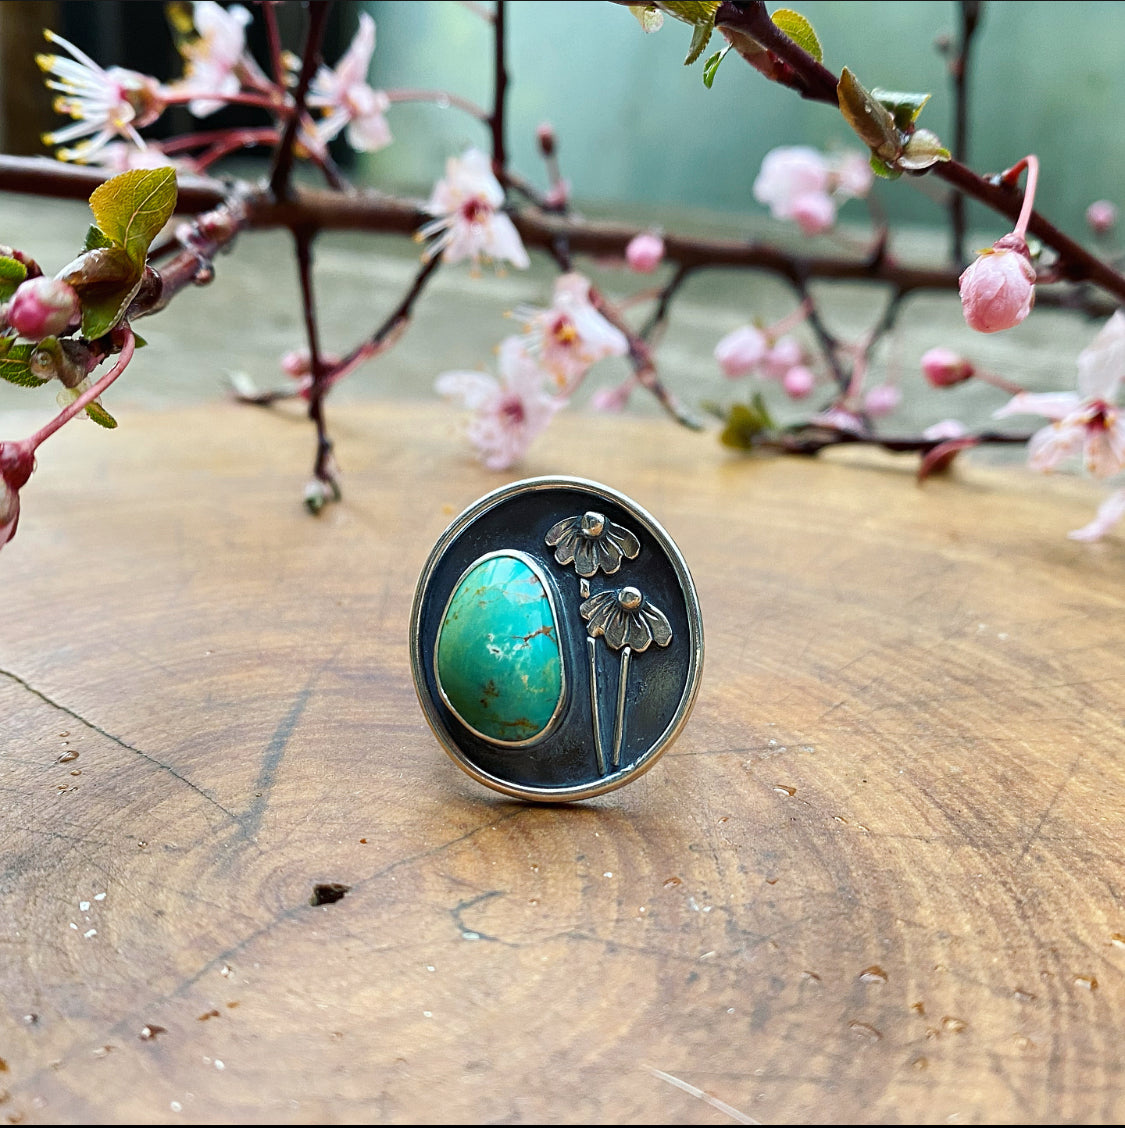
945,0,983,264
711,0,1125,301
262,1,287,89
292,226,336,489
268,0,332,200
490,1,509,173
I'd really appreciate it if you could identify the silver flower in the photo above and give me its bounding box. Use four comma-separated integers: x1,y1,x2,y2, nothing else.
545,510,640,577
580,586,672,652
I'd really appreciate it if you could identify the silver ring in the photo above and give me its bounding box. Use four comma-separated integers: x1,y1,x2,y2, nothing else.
410,476,704,802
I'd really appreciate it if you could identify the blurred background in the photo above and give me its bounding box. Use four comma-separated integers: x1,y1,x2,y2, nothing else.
0,2,1120,452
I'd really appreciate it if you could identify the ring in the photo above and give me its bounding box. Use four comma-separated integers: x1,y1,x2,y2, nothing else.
409,476,704,802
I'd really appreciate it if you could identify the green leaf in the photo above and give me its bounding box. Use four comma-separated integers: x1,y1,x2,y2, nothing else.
771,8,823,63
84,399,118,429
88,167,177,267
870,88,932,131
702,45,731,88
0,256,27,302
898,128,951,171
84,224,115,251
684,17,713,65
0,339,47,388
58,246,143,339
868,153,901,180
837,67,901,162
719,393,776,450
655,2,720,27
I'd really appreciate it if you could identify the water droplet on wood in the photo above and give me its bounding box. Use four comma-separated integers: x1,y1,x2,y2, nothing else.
848,1020,882,1042
859,965,887,984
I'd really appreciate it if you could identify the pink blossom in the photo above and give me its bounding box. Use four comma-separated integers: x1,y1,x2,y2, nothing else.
307,12,391,154
173,1,252,117
959,233,1036,333
515,273,628,393
782,365,815,399
625,232,665,273
761,336,802,380
864,384,901,417
37,30,165,161
418,148,530,270
921,346,975,387
714,326,768,379
1086,200,1118,235
6,277,80,340
753,147,872,234
1069,489,1125,542
435,338,561,470
994,310,1125,478
590,381,634,413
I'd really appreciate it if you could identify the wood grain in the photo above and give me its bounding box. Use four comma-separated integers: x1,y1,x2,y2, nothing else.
2,400,1123,1125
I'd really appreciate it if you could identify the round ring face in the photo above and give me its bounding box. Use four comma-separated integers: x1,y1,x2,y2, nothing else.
410,476,704,802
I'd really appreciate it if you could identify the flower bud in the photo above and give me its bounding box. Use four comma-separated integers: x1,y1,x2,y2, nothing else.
714,326,767,379
761,335,802,380
7,277,80,340
921,346,975,387
864,384,901,417
625,232,664,274
789,191,836,235
1086,199,1118,235
590,382,632,413
958,234,1035,333
782,364,815,399
536,121,556,158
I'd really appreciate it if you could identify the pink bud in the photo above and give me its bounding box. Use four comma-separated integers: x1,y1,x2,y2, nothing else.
762,335,802,380
7,277,80,340
921,346,975,387
543,180,571,210
590,382,632,413
789,192,837,235
625,232,665,274
1086,199,1118,235
864,384,901,417
714,326,768,378
536,121,556,157
958,234,1036,333
782,365,815,399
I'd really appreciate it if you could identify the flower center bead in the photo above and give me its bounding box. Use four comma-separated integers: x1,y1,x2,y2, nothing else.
617,586,643,612
580,511,605,538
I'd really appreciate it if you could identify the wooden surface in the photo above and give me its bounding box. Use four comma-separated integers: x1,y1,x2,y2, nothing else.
2,400,1124,1125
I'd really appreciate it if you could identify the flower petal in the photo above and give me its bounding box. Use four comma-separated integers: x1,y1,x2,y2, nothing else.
1068,488,1125,541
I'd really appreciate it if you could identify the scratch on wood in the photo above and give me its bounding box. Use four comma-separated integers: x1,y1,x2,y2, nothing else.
0,665,237,822
643,1065,761,1125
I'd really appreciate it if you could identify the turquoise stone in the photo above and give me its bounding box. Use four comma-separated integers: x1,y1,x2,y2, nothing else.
436,553,563,744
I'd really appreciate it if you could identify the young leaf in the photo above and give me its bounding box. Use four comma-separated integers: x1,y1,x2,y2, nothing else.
870,88,932,131
0,340,47,388
837,67,901,162
0,255,27,301
771,9,823,63
84,399,118,429
702,45,731,88
719,393,775,449
868,153,902,180
655,1,720,28
899,128,951,171
84,225,115,252
88,167,178,266
684,18,713,65
58,246,143,339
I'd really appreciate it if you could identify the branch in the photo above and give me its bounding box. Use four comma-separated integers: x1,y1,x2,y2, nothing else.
713,1,1125,302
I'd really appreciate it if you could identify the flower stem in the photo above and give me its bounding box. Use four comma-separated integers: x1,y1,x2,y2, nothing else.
1012,154,1039,242
588,636,608,777
611,646,631,771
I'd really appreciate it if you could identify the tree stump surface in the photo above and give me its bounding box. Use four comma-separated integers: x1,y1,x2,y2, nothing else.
2,400,1123,1125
